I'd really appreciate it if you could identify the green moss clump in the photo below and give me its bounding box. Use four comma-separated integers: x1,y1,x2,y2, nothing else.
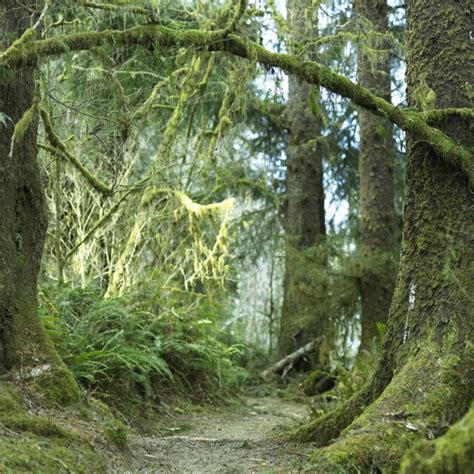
30,366,82,407
400,405,474,474
0,384,24,414
1,415,71,438
0,382,105,472
103,419,129,450
0,435,105,473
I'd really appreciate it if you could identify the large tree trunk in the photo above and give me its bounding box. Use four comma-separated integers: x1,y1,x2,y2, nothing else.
296,1,473,470
278,0,326,360
355,0,396,352
0,1,79,404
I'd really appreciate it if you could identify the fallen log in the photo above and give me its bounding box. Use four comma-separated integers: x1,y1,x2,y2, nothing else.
261,340,317,379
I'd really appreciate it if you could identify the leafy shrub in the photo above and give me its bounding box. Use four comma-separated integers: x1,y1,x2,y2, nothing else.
39,284,248,404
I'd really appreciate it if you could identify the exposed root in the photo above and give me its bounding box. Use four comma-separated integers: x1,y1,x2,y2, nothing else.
292,350,392,445
304,346,472,472
400,404,474,474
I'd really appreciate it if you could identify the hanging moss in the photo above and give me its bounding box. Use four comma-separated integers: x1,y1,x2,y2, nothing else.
9,95,39,158
0,21,470,181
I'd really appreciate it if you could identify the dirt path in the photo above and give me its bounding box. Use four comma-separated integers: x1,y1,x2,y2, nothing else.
119,396,313,473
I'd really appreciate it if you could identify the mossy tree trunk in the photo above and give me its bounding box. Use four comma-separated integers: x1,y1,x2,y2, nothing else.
297,1,474,471
0,1,79,404
355,0,396,352
278,0,326,360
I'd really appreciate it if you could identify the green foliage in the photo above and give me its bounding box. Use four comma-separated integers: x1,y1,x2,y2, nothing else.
39,283,248,405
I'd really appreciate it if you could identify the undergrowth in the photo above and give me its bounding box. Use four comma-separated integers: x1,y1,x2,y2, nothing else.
39,284,249,409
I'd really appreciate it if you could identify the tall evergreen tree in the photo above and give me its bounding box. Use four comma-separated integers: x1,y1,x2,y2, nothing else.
355,0,396,351
0,0,79,401
298,1,473,469
278,0,326,359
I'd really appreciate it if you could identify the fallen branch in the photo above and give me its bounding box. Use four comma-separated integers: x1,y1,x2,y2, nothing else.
261,340,317,379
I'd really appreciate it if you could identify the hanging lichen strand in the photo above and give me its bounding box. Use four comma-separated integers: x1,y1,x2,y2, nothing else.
105,53,214,296
174,191,235,290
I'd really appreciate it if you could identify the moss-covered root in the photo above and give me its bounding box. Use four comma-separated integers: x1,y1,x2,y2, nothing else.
400,404,474,474
304,348,471,473
291,388,368,445
290,363,387,446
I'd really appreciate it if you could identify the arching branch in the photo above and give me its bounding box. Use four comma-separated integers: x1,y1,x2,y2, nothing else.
1,24,472,185
40,109,112,195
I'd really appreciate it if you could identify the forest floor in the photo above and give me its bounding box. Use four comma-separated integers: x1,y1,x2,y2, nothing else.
111,395,315,473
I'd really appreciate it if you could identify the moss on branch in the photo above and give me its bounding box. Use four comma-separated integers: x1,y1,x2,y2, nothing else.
0,24,471,185
40,109,112,195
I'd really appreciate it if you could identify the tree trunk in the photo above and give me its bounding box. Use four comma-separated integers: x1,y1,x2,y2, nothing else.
0,1,79,404
296,1,474,470
355,0,396,353
278,0,326,360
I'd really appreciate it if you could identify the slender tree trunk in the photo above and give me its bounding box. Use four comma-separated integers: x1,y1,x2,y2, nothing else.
355,0,396,352
296,1,473,470
0,1,79,403
278,0,326,360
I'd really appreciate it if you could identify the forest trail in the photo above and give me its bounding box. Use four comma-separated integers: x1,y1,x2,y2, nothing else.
117,396,313,473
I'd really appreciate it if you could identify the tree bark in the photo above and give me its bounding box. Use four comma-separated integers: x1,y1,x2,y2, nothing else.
295,1,474,470
278,0,326,360
355,0,396,352
0,1,79,403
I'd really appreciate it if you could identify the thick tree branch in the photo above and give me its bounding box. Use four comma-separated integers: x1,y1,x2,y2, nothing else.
1,24,471,185
422,108,474,126
40,109,112,195
79,1,152,16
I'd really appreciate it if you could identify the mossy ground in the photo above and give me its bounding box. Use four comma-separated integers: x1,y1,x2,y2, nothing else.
0,382,117,472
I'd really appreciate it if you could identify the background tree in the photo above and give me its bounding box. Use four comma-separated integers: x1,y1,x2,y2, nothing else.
278,0,327,360
355,0,397,352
